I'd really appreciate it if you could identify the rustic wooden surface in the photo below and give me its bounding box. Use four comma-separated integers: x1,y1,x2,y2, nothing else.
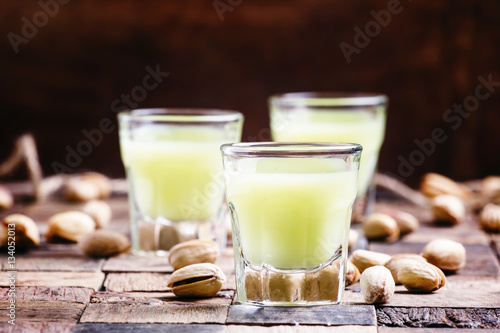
0,183,499,332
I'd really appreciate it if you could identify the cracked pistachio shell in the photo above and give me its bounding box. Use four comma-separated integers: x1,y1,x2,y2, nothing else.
168,240,218,270
168,263,225,297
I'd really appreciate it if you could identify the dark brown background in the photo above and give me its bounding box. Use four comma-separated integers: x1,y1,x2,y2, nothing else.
0,0,499,186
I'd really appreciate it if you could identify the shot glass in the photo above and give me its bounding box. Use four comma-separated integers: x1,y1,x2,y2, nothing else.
118,108,243,255
269,92,387,221
221,142,362,306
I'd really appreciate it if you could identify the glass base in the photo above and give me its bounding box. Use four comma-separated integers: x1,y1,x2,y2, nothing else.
234,257,346,306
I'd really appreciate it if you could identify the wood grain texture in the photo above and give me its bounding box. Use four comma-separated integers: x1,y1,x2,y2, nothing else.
0,252,104,272
224,326,377,333
226,304,376,326
0,286,92,303
0,271,105,290
343,286,500,308
73,323,224,333
376,307,500,329
0,301,84,323
79,303,229,324
90,291,234,306
0,322,75,333
102,254,172,273
104,273,170,292
379,327,494,333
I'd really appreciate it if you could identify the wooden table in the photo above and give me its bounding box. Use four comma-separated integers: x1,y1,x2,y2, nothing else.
1,183,499,332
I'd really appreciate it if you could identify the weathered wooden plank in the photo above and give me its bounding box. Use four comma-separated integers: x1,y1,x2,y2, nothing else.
79,303,229,324
104,273,170,292
0,286,92,303
0,322,75,333
398,222,490,245
0,301,84,323
73,323,224,333
0,252,104,271
379,328,493,333
226,304,376,326
343,285,500,308
102,254,172,273
91,290,234,306
0,271,105,291
104,272,235,292
376,307,500,329
369,243,500,277
225,326,377,333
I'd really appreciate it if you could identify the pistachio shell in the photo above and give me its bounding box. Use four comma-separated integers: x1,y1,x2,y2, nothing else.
82,200,112,229
362,213,400,242
78,230,130,258
168,263,225,297
345,260,360,287
421,239,466,271
0,186,14,210
479,203,500,232
46,211,95,242
360,266,395,304
431,195,465,225
350,249,392,273
384,210,419,235
65,172,112,201
384,254,427,284
420,173,472,199
1,214,40,250
168,240,218,270
398,260,446,292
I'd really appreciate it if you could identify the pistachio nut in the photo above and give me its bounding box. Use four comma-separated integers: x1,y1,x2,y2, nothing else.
46,211,96,242
245,269,263,302
480,176,500,201
384,210,419,235
78,230,130,258
362,213,400,243
420,172,472,199
82,200,112,229
431,195,465,225
0,214,40,250
0,186,14,210
384,254,427,284
398,260,446,292
360,265,395,304
168,240,218,270
64,172,112,201
345,260,360,287
479,203,500,232
421,238,466,271
167,263,226,297
350,249,392,273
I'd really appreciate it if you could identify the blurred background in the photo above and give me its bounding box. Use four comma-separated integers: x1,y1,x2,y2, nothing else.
0,0,499,187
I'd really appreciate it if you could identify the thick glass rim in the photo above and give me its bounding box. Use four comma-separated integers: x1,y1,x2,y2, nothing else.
118,108,243,123
221,142,362,157
269,92,388,107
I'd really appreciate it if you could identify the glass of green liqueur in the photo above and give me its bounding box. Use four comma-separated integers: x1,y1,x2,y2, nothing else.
269,93,387,221
221,142,362,306
119,109,243,255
